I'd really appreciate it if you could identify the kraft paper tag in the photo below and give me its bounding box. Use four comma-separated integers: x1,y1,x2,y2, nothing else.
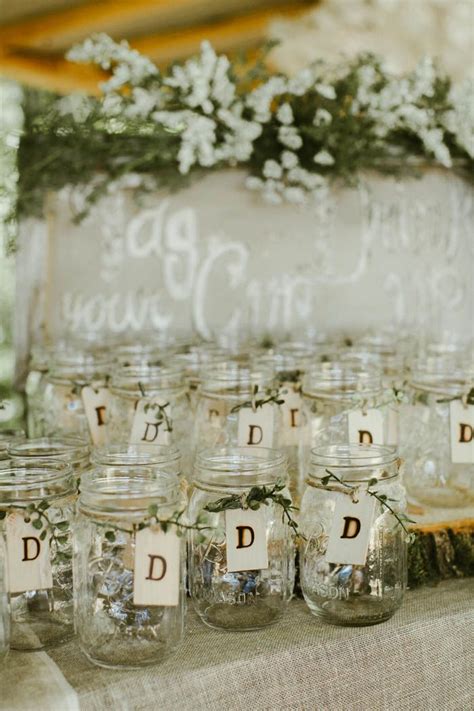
450,401,474,464
6,513,53,593
81,386,110,445
280,383,303,445
207,398,227,428
325,491,376,566
348,409,384,445
225,508,268,573
237,404,274,448
133,527,180,607
130,398,172,446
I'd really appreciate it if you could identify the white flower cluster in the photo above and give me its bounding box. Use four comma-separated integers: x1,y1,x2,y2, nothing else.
67,33,158,93
61,35,472,204
152,42,262,174
352,56,456,167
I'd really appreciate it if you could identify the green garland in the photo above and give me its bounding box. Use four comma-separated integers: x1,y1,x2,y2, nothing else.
11,34,473,229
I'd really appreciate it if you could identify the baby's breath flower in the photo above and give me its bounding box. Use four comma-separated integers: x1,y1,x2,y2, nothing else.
263,159,283,179
315,83,337,100
281,151,299,169
314,108,332,126
278,126,303,150
276,102,294,125
314,150,335,166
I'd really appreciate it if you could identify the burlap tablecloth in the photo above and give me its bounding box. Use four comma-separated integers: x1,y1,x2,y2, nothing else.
1,579,473,711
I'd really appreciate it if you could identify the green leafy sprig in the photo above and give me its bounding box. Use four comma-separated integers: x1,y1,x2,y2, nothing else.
0,501,71,563
321,469,415,535
138,380,173,433
204,482,304,540
99,506,212,544
436,386,474,406
230,384,285,414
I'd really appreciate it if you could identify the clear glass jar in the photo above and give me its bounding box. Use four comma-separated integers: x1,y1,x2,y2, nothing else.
0,462,76,650
401,358,474,507
192,364,284,456
74,467,186,669
91,444,181,478
0,534,9,660
300,444,407,626
42,351,111,442
300,363,392,482
188,447,294,631
177,344,227,411
107,364,190,464
8,436,90,478
254,351,313,503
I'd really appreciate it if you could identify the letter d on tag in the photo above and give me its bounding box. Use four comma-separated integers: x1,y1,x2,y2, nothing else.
133,528,180,607
82,386,110,445
237,404,274,448
6,514,53,593
325,491,376,566
450,401,474,464
225,508,268,573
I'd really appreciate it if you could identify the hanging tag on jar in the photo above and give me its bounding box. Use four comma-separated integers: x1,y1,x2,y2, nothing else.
348,409,384,444
5,513,53,594
280,384,303,445
133,527,180,607
450,401,474,464
81,386,110,445
130,398,172,446
207,398,227,428
237,404,274,448
225,508,269,573
325,491,376,566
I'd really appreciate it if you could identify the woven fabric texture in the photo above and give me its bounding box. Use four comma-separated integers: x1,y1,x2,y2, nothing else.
2,579,473,711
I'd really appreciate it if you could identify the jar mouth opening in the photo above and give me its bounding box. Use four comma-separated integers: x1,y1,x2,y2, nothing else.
303,363,382,397
91,444,181,468
194,447,287,486
79,468,180,504
110,363,184,392
0,463,76,493
9,436,89,461
200,364,274,393
310,444,399,481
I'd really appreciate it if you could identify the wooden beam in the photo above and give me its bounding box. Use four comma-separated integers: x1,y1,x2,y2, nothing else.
0,0,307,52
132,5,305,64
0,52,104,95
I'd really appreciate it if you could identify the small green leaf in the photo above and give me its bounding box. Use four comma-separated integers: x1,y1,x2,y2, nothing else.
55,521,69,531
39,529,48,541
38,500,50,511
105,531,116,543
32,519,43,530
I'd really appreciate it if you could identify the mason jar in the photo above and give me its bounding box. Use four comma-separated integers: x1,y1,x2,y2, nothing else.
188,447,294,631
91,444,181,478
107,364,190,467
0,534,9,660
8,436,90,479
42,351,112,443
253,351,313,503
401,357,474,507
176,344,227,411
192,364,284,457
74,467,186,669
300,363,395,484
300,444,407,626
0,462,76,650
